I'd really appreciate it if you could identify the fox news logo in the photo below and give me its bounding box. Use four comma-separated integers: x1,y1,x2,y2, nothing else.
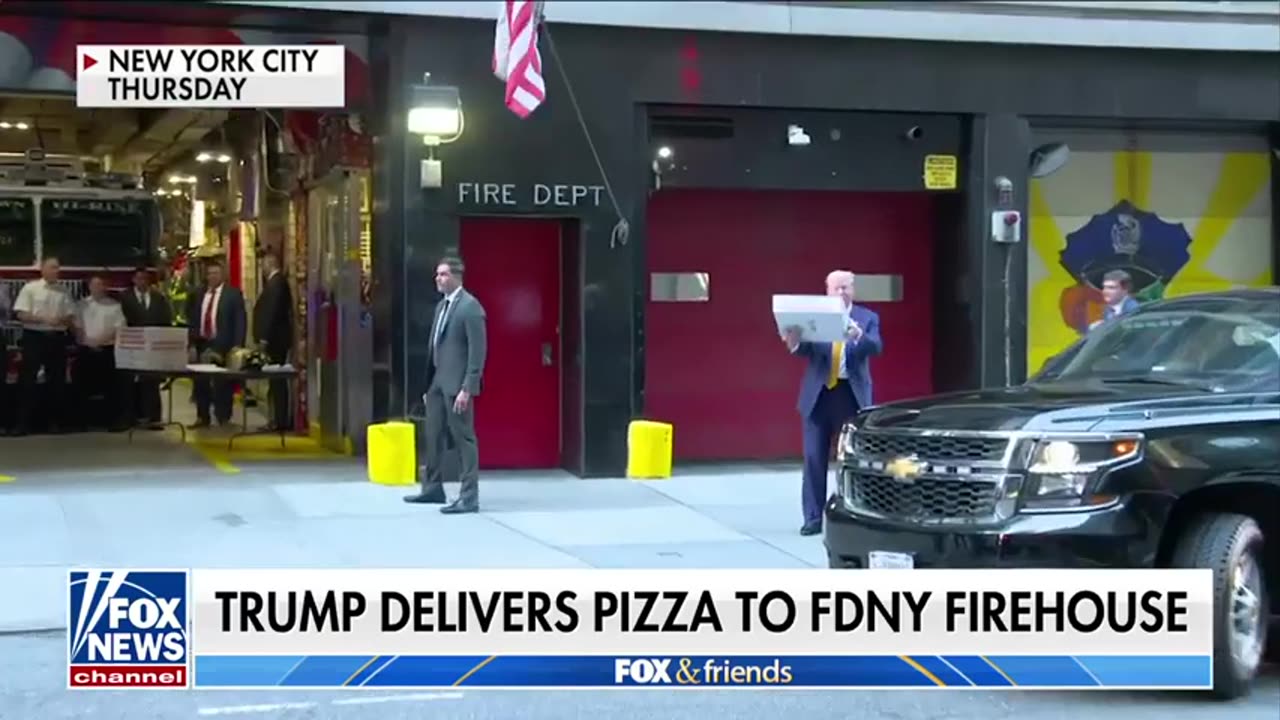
615,658,675,684
67,570,189,689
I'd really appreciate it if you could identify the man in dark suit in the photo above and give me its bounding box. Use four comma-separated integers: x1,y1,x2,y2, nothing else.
120,266,172,428
405,256,488,514
187,261,246,427
782,270,883,536
252,253,293,431
1091,269,1140,331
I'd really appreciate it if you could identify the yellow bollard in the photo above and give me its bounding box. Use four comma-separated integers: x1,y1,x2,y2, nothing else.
366,421,417,486
626,420,673,480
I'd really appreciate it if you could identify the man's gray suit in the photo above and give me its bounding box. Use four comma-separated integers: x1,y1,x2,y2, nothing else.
421,288,487,506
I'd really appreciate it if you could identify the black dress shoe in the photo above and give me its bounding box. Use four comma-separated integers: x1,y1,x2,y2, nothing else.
799,522,822,536
440,501,478,515
404,491,447,504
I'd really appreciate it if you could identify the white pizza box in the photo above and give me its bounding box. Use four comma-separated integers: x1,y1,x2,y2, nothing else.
772,294,849,343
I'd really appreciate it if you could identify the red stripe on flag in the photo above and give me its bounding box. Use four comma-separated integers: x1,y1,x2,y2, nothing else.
493,0,546,118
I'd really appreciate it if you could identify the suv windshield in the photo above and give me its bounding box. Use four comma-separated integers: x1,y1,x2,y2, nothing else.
1032,295,1280,393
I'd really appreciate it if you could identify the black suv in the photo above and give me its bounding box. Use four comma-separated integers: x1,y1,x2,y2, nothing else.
824,288,1279,700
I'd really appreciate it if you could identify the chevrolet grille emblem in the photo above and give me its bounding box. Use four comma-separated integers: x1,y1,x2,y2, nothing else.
885,455,924,483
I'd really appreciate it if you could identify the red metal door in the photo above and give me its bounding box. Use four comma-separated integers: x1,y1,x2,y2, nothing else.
459,217,562,469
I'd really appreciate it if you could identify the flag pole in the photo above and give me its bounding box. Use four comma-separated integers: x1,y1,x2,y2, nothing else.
527,0,631,248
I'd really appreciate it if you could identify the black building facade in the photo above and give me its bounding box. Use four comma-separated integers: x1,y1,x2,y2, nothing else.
370,15,1279,477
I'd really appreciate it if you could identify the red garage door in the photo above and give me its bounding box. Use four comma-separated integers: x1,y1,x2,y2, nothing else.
644,189,936,462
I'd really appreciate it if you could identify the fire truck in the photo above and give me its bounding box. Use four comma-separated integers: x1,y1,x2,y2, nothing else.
1,148,161,414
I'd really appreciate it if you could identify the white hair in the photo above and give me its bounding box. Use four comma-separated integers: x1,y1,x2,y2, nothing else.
826,270,855,285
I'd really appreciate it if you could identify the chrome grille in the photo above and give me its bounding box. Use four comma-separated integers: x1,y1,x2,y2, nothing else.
853,433,1007,463
843,429,1015,522
845,470,1001,520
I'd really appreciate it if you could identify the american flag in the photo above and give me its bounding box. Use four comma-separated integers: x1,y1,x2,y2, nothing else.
492,1,546,118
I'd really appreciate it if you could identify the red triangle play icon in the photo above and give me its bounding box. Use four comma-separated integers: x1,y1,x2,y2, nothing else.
83,54,97,71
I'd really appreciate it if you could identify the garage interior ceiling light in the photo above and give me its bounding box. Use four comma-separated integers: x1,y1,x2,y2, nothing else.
196,150,232,163
0,121,30,130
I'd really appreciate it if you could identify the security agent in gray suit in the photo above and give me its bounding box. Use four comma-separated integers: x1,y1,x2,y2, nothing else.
405,256,488,514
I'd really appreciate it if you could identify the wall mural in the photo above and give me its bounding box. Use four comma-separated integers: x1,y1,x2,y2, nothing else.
1027,139,1274,374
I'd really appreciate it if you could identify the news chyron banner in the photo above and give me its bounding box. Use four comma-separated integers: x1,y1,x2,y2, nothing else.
68,568,1213,691
75,45,345,108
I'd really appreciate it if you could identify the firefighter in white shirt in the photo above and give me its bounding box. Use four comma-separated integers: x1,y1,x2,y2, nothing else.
10,257,75,435
74,275,128,431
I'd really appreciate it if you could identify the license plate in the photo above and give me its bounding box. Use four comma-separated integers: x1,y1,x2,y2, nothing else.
868,551,914,569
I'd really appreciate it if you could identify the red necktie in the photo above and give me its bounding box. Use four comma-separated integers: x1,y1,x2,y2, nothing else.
202,291,216,338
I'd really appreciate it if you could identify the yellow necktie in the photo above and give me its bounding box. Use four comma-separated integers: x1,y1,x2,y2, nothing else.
827,341,844,389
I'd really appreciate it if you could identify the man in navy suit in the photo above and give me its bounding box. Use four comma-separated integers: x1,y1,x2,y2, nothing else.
187,261,246,427
1089,269,1140,332
782,270,883,536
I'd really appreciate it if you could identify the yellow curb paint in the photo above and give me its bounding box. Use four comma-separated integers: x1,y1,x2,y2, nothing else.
190,444,240,474
0,475,15,483
211,457,240,474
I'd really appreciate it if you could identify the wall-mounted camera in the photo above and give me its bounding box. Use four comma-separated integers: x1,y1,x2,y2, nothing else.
787,124,811,147
903,126,924,142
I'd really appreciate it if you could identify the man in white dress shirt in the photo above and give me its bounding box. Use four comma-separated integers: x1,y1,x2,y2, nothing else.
11,257,75,435
75,275,128,431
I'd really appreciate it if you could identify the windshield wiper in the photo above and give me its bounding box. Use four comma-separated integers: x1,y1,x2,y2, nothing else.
1098,375,1220,392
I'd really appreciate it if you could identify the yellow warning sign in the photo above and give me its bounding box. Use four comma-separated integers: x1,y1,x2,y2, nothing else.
923,154,958,190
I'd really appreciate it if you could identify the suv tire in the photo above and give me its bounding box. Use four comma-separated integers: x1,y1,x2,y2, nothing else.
1170,513,1268,701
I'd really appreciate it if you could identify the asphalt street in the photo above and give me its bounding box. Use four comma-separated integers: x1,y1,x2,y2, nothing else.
2,633,1277,720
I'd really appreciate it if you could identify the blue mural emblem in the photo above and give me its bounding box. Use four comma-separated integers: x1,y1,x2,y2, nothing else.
1059,200,1192,302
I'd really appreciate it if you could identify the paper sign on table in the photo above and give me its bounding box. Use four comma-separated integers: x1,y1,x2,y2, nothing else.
114,327,189,371
771,294,849,343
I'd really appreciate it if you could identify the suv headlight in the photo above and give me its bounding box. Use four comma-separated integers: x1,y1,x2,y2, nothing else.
1022,436,1141,510
836,412,870,464
836,424,856,463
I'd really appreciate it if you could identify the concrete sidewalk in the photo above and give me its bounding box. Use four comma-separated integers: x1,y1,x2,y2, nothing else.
0,463,822,632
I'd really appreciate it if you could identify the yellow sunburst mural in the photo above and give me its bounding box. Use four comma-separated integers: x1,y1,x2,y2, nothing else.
1028,141,1273,374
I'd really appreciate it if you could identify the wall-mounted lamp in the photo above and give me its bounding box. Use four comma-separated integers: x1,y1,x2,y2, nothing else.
1028,142,1070,179
408,75,464,190
650,145,676,192
786,124,811,146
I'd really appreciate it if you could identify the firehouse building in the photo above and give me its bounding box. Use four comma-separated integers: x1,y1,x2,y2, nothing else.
368,3,1280,476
